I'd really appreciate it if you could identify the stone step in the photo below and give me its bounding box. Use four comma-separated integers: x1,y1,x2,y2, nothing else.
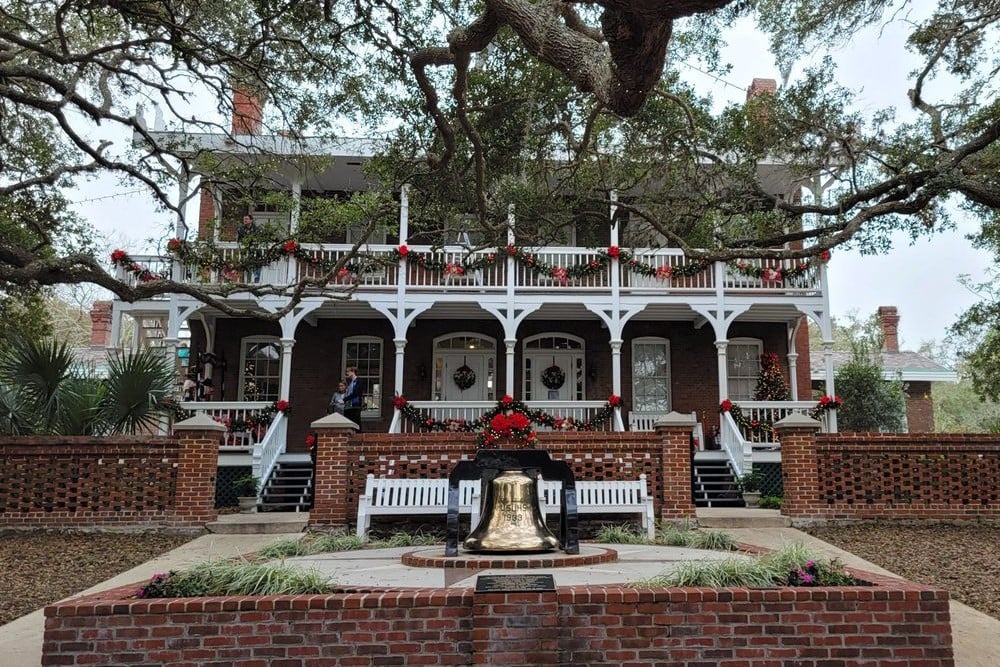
695,508,791,528
206,512,309,534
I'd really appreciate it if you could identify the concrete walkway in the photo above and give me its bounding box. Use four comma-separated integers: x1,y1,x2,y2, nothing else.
1,519,998,666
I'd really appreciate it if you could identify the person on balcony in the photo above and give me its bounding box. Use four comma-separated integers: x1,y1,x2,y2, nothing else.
343,367,364,430
200,377,214,401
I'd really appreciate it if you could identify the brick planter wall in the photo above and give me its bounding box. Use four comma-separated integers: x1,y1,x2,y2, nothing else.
309,430,695,530
0,433,217,529
43,574,953,666
781,431,1000,522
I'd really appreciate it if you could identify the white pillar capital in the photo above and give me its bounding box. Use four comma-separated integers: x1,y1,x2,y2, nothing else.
394,338,407,352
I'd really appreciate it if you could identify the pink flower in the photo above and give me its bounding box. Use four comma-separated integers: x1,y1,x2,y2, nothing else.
552,266,568,286
655,265,673,280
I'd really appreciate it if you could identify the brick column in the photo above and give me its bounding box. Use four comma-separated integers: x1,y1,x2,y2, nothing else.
472,591,559,666
308,413,357,529
774,413,823,520
170,414,226,526
653,411,697,520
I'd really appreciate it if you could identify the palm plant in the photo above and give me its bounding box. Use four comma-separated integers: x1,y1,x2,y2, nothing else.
0,336,173,435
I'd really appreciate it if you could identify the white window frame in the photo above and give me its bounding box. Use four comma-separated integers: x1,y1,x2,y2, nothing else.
727,338,763,401
239,336,282,402
343,336,384,418
631,337,671,414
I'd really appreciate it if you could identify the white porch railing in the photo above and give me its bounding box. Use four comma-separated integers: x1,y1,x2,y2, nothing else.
177,401,273,450
720,411,752,478
252,411,287,499
390,400,620,433
627,411,704,446
124,244,821,294
736,401,827,445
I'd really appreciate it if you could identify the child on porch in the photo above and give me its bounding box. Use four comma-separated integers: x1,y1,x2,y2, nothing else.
328,381,346,415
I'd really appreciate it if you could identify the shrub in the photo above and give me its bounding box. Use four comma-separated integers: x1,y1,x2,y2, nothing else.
232,475,259,497
758,495,783,509
135,560,333,598
595,524,648,544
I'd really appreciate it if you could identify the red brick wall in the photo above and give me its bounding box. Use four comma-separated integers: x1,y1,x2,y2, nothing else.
309,431,694,530
906,380,935,432
781,430,1000,521
44,575,953,666
0,434,216,528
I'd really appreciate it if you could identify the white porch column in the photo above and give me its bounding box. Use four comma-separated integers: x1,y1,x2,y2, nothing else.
716,340,729,402
176,171,190,240
289,180,302,234
162,336,180,383
504,339,517,396
279,338,295,400
610,339,624,397
393,338,407,398
787,352,799,400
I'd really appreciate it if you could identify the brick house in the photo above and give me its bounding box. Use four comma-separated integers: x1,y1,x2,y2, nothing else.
109,79,843,505
809,306,958,432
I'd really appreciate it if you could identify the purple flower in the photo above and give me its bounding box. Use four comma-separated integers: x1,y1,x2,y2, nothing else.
805,560,816,570
802,573,814,584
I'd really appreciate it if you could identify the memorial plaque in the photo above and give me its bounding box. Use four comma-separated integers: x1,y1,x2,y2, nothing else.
475,574,556,593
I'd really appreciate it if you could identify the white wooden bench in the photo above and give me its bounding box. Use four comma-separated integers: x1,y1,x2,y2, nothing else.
356,476,480,537
533,475,655,539
358,474,655,540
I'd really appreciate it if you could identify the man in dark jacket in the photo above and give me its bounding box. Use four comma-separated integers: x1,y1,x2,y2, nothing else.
343,366,364,430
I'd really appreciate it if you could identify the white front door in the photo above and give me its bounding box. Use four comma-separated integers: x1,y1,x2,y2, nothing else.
439,353,491,401
527,353,583,401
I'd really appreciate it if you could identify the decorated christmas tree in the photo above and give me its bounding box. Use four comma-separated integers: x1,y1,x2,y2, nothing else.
753,352,790,401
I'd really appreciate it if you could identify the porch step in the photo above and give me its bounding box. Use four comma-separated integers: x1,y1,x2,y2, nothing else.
692,460,746,508
260,461,314,512
696,508,791,528
206,512,309,534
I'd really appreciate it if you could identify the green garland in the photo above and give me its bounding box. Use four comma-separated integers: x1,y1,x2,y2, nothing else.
393,394,621,448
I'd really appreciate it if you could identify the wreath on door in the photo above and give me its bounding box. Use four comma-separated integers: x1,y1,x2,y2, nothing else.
453,364,477,390
541,364,566,390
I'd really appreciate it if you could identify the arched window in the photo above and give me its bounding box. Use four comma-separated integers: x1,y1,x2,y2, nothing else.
727,338,763,401
343,336,383,418
239,336,282,401
631,337,671,413
523,333,585,401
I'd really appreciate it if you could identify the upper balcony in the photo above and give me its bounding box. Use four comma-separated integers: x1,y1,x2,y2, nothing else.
114,243,827,301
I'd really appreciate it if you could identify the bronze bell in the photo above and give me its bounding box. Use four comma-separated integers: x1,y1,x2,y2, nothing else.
464,470,560,552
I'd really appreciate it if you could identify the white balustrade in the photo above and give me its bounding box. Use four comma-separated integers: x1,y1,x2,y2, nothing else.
516,248,610,289
252,412,287,498
395,400,617,433
177,401,274,450
724,258,821,292
621,249,714,290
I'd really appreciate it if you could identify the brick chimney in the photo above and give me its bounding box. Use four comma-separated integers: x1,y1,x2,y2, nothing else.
746,77,777,101
90,301,112,348
231,85,265,135
877,306,900,353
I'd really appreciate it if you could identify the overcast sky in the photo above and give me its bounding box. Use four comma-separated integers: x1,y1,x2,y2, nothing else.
71,8,994,351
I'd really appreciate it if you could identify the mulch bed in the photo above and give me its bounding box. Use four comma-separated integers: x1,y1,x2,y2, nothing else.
804,524,1000,620
0,532,192,626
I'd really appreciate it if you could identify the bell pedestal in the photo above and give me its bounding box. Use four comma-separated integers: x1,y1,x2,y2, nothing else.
463,470,560,553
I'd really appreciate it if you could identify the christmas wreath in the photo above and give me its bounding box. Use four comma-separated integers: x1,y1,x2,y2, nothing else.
541,364,566,390
453,364,476,390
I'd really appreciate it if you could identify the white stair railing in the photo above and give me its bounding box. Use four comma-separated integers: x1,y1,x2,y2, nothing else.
252,411,287,501
720,411,752,478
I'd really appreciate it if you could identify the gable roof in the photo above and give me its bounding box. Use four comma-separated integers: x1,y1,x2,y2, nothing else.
809,350,957,383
